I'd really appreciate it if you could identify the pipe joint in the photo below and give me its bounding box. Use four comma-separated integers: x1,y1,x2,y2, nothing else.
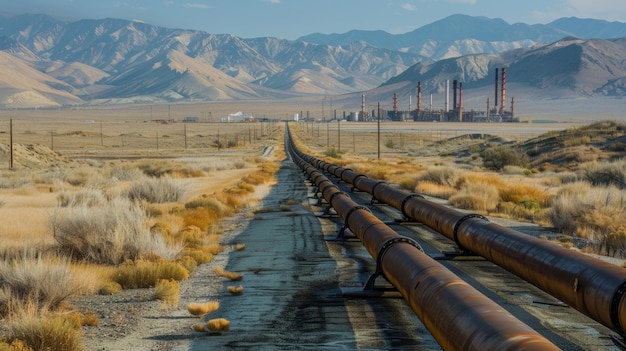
452,214,489,250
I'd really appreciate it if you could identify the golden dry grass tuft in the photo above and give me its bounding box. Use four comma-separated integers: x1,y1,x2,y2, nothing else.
214,266,244,281
235,243,246,251
80,312,99,327
5,314,83,351
186,301,219,318
206,318,230,333
449,182,499,212
153,279,180,309
192,324,206,332
0,339,33,351
414,181,457,199
227,285,244,295
112,260,189,290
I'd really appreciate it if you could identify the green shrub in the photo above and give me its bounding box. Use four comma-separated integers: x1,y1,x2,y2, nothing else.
481,146,527,170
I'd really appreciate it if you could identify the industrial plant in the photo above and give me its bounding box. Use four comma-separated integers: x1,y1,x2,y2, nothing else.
355,67,517,123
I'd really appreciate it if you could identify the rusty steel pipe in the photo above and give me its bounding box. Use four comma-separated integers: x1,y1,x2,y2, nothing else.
288,128,626,338
286,127,560,351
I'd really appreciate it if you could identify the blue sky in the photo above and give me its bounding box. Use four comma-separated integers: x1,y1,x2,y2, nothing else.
2,0,626,39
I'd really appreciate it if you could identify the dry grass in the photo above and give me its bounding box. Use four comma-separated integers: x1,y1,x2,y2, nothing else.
235,243,246,251
227,285,244,295
206,318,230,333
127,176,188,203
80,312,99,327
0,256,79,318
186,301,219,318
449,182,499,212
153,279,180,309
52,195,182,265
4,313,84,351
214,266,244,281
112,260,190,290
415,181,457,198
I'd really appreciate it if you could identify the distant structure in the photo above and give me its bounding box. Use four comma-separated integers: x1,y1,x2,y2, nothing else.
221,112,256,123
410,67,516,122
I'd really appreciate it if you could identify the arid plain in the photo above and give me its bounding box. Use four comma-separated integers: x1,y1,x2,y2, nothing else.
0,99,625,350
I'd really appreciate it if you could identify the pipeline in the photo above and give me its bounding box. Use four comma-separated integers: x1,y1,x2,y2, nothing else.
286,124,626,339
285,126,560,350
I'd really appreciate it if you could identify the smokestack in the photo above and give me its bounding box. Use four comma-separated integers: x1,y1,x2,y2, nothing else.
417,82,422,116
500,67,506,114
458,82,463,122
361,94,365,120
453,79,458,111
511,96,515,119
487,98,490,123
393,92,398,113
445,80,450,112
494,68,499,109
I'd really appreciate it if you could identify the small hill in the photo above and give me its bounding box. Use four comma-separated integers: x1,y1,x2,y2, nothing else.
0,143,70,168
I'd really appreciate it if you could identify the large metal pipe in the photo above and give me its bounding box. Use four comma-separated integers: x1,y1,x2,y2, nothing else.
286,128,560,350
298,139,626,338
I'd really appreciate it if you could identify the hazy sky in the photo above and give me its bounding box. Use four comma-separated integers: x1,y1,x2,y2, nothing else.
3,0,626,39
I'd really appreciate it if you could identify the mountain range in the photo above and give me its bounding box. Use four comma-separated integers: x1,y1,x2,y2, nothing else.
1,13,626,108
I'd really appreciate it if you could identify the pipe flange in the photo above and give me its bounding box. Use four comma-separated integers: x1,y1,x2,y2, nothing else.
371,181,388,195
344,205,371,229
352,174,368,186
339,168,354,180
400,193,425,218
328,191,349,205
610,279,626,337
375,236,424,276
452,214,489,249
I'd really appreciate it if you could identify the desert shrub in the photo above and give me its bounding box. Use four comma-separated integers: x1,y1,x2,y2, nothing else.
206,318,230,333
5,314,83,351
237,181,255,193
81,312,99,327
57,188,107,207
0,339,32,351
177,255,198,273
214,266,243,281
0,257,77,317
112,260,189,290
184,196,226,214
416,166,460,186
549,182,626,256
108,163,143,181
98,281,122,295
323,147,341,158
558,172,580,184
187,301,219,318
498,183,550,207
127,176,188,203
449,182,499,212
481,145,527,170
52,196,181,265
153,279,180,309
182,207,220,230
415,181,456,199
579,159,626,189
548,182,592,232
136,160,203,178
227,285,244,295
384,138,396,149
398,177,419,191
